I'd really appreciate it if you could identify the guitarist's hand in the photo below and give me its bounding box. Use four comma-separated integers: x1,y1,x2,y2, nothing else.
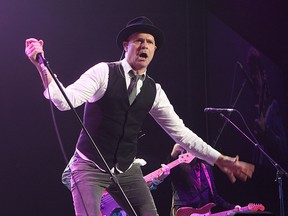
158,164,170,180
146,164,171,190
234,205,241,211
215,155,255,183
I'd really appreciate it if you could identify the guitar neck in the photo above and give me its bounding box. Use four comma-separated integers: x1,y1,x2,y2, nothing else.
101,159,182,213
210,206,250,216
101,153,195,215
143,159,180,182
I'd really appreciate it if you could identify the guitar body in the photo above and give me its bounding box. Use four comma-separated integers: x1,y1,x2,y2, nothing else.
176,203,216,216
175,203,265,216
100,192,127,216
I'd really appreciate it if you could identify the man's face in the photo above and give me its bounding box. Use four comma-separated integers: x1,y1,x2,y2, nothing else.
123,32,157,74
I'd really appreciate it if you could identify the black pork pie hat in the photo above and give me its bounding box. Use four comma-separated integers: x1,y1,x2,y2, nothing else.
116,16,164,50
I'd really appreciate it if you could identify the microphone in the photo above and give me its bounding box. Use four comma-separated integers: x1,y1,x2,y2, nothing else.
36,53,48,75
36,53,47,66
204,107,235,113
236,61,254,88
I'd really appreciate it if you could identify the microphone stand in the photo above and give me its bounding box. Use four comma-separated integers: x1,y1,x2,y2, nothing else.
211,78,248,148
40,57,137,216
219,110,287,216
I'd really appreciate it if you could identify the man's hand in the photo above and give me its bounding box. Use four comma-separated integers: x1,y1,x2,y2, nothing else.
157,164,170,181
25,38,53,86
215,155,255,183
25,38,44,65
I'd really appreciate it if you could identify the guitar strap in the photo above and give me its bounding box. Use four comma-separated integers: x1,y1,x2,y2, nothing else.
201,163,214,197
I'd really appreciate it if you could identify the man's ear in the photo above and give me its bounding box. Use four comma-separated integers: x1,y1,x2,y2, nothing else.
123,41,128,52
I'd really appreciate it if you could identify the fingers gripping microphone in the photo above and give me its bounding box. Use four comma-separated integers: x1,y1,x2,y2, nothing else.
36,53,48,66
204,108,235,113
36,53,48,75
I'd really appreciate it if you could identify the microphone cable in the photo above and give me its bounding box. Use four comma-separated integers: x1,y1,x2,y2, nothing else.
211,61,247,148
39,51,138,216
40,61,90,216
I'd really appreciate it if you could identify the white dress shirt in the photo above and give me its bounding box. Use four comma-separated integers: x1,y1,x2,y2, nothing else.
44,58,221,166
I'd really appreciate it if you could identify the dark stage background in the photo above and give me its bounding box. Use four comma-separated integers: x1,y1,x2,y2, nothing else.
1,0,287,215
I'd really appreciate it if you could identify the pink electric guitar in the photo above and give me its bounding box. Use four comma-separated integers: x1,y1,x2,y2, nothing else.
176,202,265,216
100,153,195,216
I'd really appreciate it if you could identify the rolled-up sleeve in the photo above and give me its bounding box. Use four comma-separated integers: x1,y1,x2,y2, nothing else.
149,83,221,165
43,62,109,111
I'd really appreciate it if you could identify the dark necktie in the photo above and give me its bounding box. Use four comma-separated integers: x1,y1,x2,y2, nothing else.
127,70,142,104
194,163,202,189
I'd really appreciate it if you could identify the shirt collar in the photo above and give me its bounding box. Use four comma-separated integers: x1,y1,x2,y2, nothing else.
121,58,147,80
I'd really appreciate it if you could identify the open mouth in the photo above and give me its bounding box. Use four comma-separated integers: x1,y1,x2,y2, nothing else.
139,53,148,59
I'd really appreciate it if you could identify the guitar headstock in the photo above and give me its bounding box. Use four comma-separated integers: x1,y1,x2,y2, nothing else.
178,153,195,164
247,203,265,212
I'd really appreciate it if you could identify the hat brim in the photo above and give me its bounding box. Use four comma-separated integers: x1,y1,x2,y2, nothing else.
116,24,164,50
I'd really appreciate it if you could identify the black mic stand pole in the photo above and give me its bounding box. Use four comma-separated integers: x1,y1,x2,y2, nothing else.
219,111,287,216
39,57,137,216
